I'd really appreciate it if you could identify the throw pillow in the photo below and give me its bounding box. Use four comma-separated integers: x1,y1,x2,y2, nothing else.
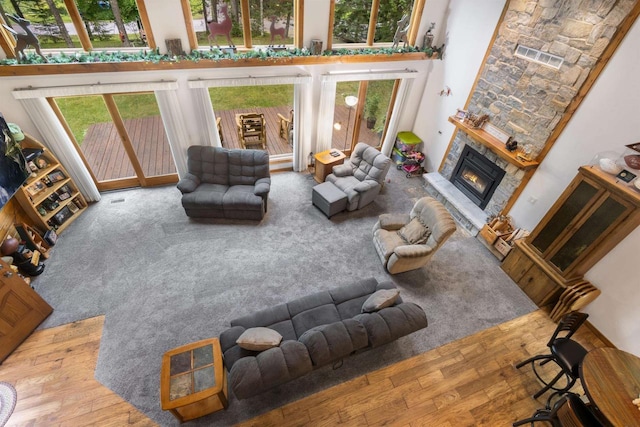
362,289,400,313
397,217,431,244
236,327,283,351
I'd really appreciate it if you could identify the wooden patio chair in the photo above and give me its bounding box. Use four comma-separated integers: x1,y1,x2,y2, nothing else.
277,110,293,143
236,113,266,149
216,117,223,143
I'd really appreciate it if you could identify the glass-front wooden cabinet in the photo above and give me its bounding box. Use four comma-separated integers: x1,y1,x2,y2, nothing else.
527,165,640,280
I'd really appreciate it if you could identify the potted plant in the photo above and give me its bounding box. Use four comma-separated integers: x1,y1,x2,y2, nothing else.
365,94,380,129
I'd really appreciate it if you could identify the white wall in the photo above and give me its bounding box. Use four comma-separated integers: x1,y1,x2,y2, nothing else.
508,18,640,355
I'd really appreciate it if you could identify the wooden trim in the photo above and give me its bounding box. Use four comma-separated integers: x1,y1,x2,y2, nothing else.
241,0,252,48
407,0,426,46
136,0,156,50
447,116,539,170
295,0,304,49
500,168,535,215
143,174,179,186
326,0,336,51
381,80,401,146
63,0,92,51
0,14,16,58
437,1,509,173
179,0,198,52
97,177,141,192
0,52,431,77
102,94,147,186
367,0,381,46
46,97,100,186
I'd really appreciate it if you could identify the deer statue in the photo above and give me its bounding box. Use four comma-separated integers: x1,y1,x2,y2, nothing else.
207,3,235,48
5,14,48,63
268,16,286,47
392,14,410,49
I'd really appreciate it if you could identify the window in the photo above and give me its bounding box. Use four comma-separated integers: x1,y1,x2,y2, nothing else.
185,0,296,50
329,0,419,48
0,0,152,56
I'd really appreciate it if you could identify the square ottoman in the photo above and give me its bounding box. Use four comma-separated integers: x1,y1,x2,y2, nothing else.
312,181,347,218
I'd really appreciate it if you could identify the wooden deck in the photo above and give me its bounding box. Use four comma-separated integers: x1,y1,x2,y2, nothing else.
81,106,381,181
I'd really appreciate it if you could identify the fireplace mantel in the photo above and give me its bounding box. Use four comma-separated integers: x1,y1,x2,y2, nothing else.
448,116,539,170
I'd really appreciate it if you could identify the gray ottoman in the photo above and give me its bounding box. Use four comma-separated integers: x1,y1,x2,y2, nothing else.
312,181,347,218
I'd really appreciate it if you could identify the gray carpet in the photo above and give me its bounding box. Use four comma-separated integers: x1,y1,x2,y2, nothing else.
32,167,536,426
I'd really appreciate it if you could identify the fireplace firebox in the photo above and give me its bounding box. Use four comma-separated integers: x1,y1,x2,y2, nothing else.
450,145,505,209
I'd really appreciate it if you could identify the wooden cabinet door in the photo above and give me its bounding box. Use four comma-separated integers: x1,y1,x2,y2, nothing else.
517,264,563,307
0,259,53,363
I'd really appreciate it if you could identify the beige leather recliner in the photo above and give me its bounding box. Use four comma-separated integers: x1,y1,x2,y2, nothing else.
372,197,457,274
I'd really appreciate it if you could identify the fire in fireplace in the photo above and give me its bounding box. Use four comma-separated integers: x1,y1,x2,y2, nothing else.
450,145,505,209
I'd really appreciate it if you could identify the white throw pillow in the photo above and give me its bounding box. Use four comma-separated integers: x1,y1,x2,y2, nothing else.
236,327,283,351
362,289,400,313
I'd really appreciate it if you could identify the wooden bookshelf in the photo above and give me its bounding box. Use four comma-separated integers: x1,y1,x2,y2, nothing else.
14,135,87,234
448,116,539,170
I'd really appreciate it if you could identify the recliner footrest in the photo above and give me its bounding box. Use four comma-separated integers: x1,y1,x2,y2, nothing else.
312,181,347,218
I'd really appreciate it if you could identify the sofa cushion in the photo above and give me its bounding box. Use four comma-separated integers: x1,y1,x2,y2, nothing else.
223,185,264,210
228,150,270,186
180,183,228,208
362,289,400,313
230,303,297,341
355,302,428,348
298,319,368,366
291,304,341,338
397,217,431,244
236,327,283,351
229,340,312,400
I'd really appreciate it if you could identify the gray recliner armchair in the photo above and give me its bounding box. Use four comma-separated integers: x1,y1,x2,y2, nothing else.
177,145,270,220
326,142,391,211
373,196,457,274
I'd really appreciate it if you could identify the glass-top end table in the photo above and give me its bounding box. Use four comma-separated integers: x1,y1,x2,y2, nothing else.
161,338,228,422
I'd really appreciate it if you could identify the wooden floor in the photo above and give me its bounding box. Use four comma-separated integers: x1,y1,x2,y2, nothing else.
80,106,381,181
1,316,154,427
1,310,607,426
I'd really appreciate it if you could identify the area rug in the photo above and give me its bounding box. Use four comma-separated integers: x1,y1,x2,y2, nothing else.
0,382,17,427
32,167,536,425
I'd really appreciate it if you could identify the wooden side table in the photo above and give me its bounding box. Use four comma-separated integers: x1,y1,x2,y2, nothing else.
314,149,346,183
160,338,228,422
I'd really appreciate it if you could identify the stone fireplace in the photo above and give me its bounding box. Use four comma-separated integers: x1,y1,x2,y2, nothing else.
422,0,634,235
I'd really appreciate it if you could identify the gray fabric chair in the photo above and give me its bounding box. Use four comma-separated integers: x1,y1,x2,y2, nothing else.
373,196,457,274
326,142,391,211
177,145,270,220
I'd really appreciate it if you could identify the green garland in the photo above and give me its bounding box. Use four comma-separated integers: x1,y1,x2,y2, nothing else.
0,45,442,66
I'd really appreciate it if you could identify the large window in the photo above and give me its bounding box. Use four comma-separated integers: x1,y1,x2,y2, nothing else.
330,0,417,48
53,92,177,191
185,0,295,50
208,84,294,155
0,0,151,55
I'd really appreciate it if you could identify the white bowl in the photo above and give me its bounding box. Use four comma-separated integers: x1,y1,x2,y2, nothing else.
599,158,622,175
635,178,640,191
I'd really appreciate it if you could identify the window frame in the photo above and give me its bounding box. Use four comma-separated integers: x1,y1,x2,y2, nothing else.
182,0,304,51
0,0,155,57
326,0,425,50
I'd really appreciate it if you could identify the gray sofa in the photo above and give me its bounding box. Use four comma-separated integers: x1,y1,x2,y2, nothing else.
177,145,270,220
219,278,428,399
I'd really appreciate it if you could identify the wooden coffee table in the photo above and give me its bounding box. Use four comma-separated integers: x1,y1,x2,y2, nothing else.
160,337,228,422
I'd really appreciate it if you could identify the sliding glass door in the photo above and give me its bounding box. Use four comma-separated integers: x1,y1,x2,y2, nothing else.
52,92,177,191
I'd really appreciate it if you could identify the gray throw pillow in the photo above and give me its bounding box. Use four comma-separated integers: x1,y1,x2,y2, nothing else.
397,217,430,244
362,289,400,313
236,327,283,351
